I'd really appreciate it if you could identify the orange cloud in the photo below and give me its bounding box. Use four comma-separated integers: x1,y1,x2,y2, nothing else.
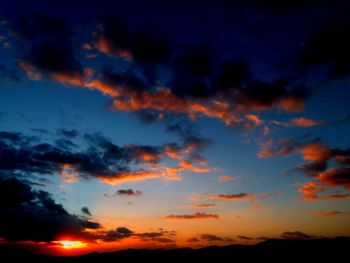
209,193,255,202
257,140,274,158
312,210,350,217
297,182,324,201
287,117,325,127
278,96,305,112
300,142,331,162
97,170,164,185
95,37,132,60
297,181,350,201
245,114,263,126
182,204,216,209
164,145,181,159
318,168,350,189
218,175,236,183
166,212,219,220
257,139,297,158
85,79,120,97
178,161,211,173
51,72,85,87
59,163,79,183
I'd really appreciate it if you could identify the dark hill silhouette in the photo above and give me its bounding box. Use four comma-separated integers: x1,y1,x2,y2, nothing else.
0,237,349,262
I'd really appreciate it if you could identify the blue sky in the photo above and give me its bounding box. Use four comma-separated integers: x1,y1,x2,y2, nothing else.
1,0,350,254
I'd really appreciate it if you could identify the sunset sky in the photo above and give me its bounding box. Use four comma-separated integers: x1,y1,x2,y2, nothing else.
0,0,350,256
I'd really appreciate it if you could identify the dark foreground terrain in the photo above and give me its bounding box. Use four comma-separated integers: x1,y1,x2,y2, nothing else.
1,237,349,262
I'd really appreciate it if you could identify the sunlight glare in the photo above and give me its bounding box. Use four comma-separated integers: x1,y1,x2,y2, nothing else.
59,240,86,249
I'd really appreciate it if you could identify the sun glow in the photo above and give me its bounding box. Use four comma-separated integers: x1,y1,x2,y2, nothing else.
59,240,86,249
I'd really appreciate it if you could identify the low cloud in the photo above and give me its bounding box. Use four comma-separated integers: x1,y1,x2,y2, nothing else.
280,231,316,240
200,234,234,243
312,210,350,217
116,189,142,196
166,212,219,220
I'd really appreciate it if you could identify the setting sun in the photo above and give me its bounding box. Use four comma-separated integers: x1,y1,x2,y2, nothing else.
59,241,86,249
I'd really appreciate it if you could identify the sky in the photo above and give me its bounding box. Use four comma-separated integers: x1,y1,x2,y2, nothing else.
0,0,350,256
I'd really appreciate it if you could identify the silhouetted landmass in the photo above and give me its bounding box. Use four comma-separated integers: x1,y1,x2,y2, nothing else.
1,237,349,262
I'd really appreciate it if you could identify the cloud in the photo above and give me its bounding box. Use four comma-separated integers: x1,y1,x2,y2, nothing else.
96,17,172,64
81,207,92,216
260,137,350,197
8,12,311,130
19,39,86,86
187,237,200,243
257,139,299,158
208,191,281,205
10,14,88,87
297,182,350,201
182,203,216,209
218,175,236,183
116,189,142,196
238,235,253,240
297,21,350,78
0,130,210,185
209,193,255,202
200,234,233,243
0,177,100,242
312,210,350,217
318,168,350,189
166,212,219,220
300,142,332,162
57,129,80,138
286,117,326,127
280,231,316,240
99,227,135,242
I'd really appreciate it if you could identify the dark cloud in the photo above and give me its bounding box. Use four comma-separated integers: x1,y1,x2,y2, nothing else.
238,235,253,240
137,110,162,124
200,234,233,243
81,206,92,216
116,189,142,197
99,227,175,243
0,130,210,185
210,192,254,201
168,45,214,98
12,13,71,41
10,14,86,86
280,231,316,240
201,234,224,242
54,138,78,150
298,22,350,78
95,16,172,83
0,177,100,242
30,128,49,134
187,237,200,243
100,227,134,242
57,129,80,139
257,236,270,241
